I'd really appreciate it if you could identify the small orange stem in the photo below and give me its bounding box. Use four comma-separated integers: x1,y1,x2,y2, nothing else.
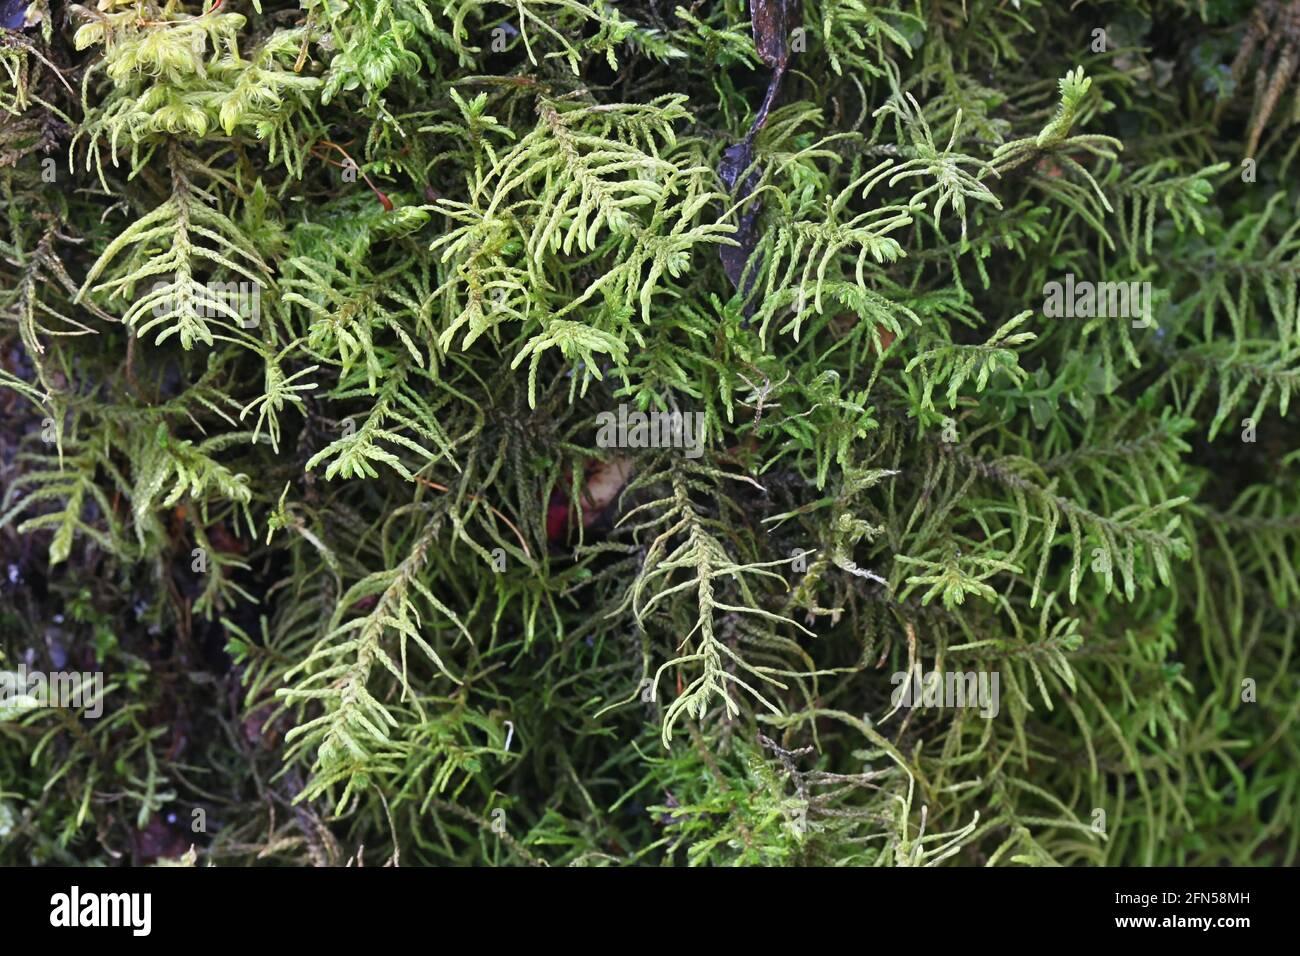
138,0,224,28
314,140,394,211
411,476,531,559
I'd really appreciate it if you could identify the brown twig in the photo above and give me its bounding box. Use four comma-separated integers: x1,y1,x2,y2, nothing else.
310,140,394,211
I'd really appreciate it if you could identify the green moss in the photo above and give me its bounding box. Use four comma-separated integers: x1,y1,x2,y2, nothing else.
1,0,1297,866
